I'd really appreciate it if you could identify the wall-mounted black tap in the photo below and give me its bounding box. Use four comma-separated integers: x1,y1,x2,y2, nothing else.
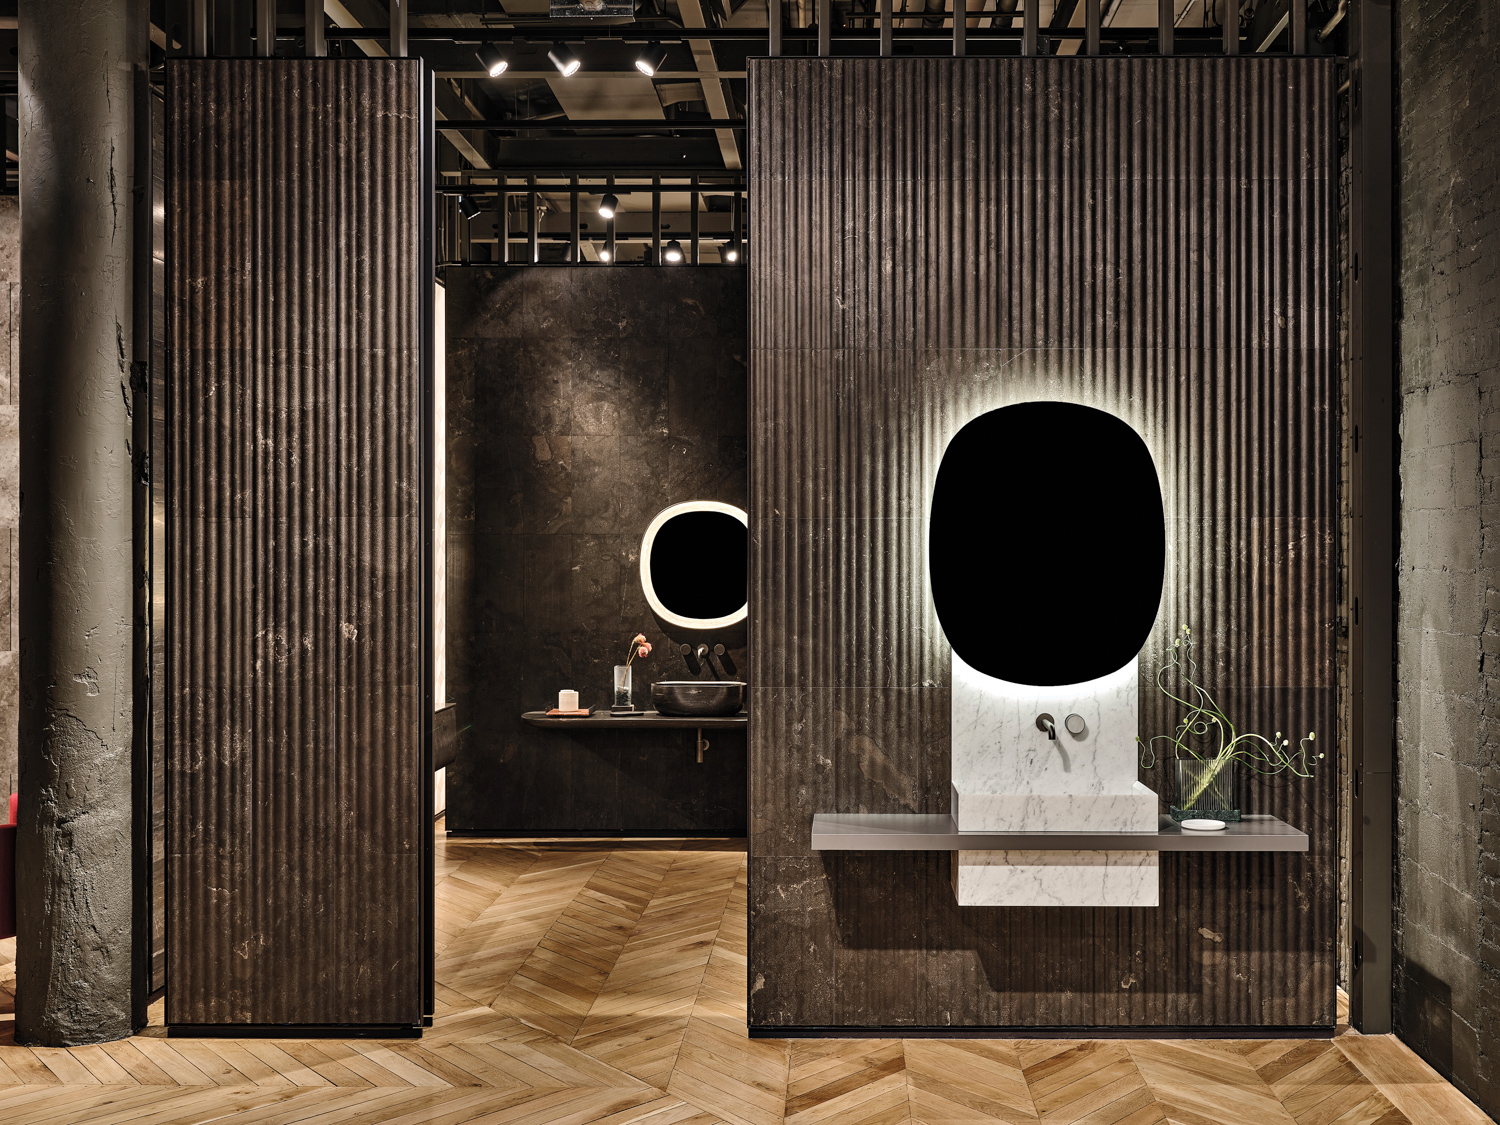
681,642,730,680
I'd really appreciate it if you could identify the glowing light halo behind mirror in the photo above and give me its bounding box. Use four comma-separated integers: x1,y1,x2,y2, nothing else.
929,401,1165,686
640,501,749,630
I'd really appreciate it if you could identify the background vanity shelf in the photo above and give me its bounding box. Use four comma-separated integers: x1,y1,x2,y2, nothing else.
521,711,747,730
811,813,1308,852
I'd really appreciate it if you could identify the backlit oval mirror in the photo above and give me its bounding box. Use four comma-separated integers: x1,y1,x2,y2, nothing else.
640,501,749,630
928,401,1165,686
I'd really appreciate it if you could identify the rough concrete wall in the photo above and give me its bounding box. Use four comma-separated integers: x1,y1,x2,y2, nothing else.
1394,0,1500,1110
0,195,16,801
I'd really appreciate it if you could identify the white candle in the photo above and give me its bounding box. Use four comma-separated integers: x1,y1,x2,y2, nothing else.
558,689,580,712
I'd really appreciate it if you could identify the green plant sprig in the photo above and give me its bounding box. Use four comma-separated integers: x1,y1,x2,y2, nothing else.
1137,625,1322,783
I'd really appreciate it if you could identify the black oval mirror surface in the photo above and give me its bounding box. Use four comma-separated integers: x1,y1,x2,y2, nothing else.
929,402,1164,686
647,510,748,622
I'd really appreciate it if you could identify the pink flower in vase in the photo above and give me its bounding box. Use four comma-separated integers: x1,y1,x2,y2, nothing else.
624,633,653,666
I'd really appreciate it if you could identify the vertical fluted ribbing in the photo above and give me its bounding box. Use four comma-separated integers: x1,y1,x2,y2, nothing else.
165,59,424,1028
749,57,1338,1029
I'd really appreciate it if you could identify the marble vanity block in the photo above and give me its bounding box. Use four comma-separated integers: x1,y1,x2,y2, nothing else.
952,850,1160,907
950,654,1160,907
950,654,1157,832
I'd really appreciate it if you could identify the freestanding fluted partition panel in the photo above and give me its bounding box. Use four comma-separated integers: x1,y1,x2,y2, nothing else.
164,59,429,1030
749,57,1338,1030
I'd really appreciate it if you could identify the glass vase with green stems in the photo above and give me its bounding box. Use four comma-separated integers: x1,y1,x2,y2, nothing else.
1139,625,1323,820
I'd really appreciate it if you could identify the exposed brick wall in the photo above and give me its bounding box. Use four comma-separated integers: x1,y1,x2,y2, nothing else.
1395,0,1500,1110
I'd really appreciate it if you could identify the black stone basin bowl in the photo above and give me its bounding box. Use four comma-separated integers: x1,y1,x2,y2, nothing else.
652,681,747,717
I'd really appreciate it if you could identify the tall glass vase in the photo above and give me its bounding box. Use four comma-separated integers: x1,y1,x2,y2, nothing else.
1172,757,1240,822
612,664,633,712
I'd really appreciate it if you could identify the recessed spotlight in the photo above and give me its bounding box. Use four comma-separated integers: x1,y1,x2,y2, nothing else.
476,44,508,77
457,195,482,220
664,239,683,263
598,193,619,220
600,248,612,263
635,43,668,77
724,243,739,262
548,43,580,77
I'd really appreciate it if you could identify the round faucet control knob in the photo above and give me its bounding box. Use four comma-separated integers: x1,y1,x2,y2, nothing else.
1064,713,1087,736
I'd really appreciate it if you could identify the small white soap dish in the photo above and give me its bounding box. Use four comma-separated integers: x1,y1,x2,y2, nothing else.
1180,818,1227,832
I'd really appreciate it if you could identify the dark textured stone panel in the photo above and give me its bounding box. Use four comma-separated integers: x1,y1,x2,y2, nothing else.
165,59,425,1028
748,856,839,1025
749,57,1338,1030
446,266,748,834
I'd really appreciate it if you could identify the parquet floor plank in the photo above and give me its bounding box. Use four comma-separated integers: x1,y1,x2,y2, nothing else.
0,1045,59,1085
0,1082,129,1121
29,1044,102,1084
1336,1033,1492,1125
0,831,1489,1125
243,1086,477,1125
345,1040,461,1088
146,1037,253,1085
1128,1040,1295,1125
95,1039,180,1085
460,1086,665,1125
904,1039,1036,1125
66,1042,138,1083
315,1087,538,1125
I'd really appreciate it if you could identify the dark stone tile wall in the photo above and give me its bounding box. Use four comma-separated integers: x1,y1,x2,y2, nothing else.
445,267,748,834
749,57,1339,1030
1393,0,1500,1112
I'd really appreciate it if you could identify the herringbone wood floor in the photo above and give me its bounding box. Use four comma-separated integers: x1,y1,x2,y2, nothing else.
0,829,1491,1124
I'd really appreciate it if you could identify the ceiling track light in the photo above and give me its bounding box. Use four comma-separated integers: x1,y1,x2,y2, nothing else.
598,193,619,220
635,42,668,77
548,43,581,77
476,43,509,77
663,239,684,264
457,195,482,221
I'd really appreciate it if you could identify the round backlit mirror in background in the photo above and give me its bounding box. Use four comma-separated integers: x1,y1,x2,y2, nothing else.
928,401,1165,686
640,501,749,630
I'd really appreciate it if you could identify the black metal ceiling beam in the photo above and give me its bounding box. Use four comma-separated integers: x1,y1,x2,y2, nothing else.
439,119,743,131
317,24,1094,41
310,24,1332,46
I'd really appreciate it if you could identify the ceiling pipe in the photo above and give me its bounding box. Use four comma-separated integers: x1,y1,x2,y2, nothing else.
1319,0,1346,40
304,0,325,56
390,0,407,57
256,0,274,57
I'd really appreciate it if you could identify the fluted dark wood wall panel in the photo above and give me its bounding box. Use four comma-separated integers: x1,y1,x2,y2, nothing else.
165,59,426,1028
749,57,1338,1029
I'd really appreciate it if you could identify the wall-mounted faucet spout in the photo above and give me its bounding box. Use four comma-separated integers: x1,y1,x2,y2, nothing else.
1036,713,1057,740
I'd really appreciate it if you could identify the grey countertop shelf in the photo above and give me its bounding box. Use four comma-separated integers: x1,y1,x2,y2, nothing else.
521,710,748,730
811,813,1308,853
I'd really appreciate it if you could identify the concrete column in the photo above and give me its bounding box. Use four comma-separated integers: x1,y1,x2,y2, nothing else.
15,0,144,1045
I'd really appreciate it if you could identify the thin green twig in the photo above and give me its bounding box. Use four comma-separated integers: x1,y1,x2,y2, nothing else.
1137,625,1322,792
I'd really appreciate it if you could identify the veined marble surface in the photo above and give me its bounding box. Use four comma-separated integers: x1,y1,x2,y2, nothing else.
952,653,1140,796
951,781,1160,833
952,849,1161,907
